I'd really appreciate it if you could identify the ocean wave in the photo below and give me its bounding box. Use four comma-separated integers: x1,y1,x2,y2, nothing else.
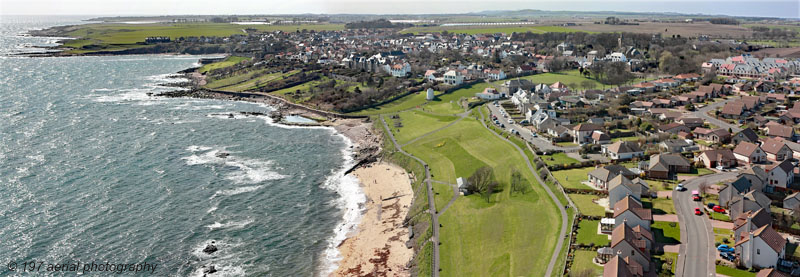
210,185,264,199
205,219,254,230
317,132,365,276
182,147,286,185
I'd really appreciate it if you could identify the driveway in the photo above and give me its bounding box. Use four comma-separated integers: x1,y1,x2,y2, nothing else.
486,103,579,152
674,172,738,277
693,97,741,133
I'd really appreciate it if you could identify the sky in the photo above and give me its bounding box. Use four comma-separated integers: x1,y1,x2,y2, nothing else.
1,0,798,18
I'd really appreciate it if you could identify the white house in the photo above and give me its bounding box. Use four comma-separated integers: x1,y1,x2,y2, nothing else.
602,141,644,160
766,159,794,192
443,70,464,85
733,142,766,164
385,62,411,77
486,69,506,80
607,52,627,62
735,225,786,269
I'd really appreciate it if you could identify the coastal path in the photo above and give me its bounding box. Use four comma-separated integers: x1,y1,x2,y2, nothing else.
674,172,737,277
478,107,572,277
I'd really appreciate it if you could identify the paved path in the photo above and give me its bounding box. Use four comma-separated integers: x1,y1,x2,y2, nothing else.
654,214,679,222
380,115,441,276
693,97,741,133
478,107,571,277
674,172,738,277
712,220,734,229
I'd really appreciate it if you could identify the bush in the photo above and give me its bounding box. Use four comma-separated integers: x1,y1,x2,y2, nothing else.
715,242,721,247
669,222,677,228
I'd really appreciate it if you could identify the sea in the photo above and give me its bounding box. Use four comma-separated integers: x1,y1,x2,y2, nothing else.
0,15,364,276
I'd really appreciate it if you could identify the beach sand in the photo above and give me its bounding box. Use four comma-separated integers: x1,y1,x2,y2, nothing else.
333,162,413,277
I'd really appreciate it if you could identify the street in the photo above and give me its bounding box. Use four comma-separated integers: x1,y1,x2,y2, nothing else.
693,97,741,133
673,172,738,277
486,102,579,152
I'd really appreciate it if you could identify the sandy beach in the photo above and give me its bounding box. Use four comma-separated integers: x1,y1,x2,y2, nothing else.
334,162,414,276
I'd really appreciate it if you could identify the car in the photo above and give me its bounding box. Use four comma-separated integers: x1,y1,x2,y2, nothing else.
707,202,716,209
717,245,735,253
675,183,686,191
693,195,701,201
694,208,702,215
500,124,505,128
720,252,735,261
713,206,726,213
532,133,538,137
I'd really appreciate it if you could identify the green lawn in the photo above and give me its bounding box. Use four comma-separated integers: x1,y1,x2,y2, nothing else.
654,252,678,274
207,70,299,91
716,265,756,277
385,110,458,145
678,167,714,176
711,212,731,221
575,219,610,246
198,56,249,73
714,227,734,245
493,70,605,91
651,197,676,215
570,250,603,276
433,181,455,212
397,117,562,276
402,25,591,35
652,221,681,244
350,91,431,116
423,99,465,115
541,152,579,167
552,167,595,190
568,193,607,217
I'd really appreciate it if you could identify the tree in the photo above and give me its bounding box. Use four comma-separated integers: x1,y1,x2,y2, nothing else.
698,181,709,196
580,80,597,91
467,166,495,202
510,168,526,195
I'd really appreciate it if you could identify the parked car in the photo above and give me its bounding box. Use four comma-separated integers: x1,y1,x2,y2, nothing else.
675,183,686,191
532,133,538,137
694,208,702,215
707,203,716,209
720,252,735,261
717,245,735,253
713,206,726,213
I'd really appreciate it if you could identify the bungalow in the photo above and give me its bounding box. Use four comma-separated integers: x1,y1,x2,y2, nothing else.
732,128,760,144
766,124,795,140
722,101,746,119
761,138,792,161
720,177,753,207
603,141,644,161
547,125,572,139
648,154,691,179
733,141,766,164
611,223,652,272
652,98,673,108
591,131,612,145
783,192,800,210
658,123,690,134
572,123,604,144
696,149,737,169
660,139,698,153
693,127,731,144
735,224,786,269
765,159,794,192
733,209,772,245
676,117,704,129
613,196,653,231
589,165,638,190
674,73,701,82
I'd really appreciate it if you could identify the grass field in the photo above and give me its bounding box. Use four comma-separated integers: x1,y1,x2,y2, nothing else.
541,152,579,167
568,193,607,217
652,221,681,244
493,70,606,91
575,219,610,246
552,167,595,190
396,115,562,276
570,250,603,276
385,110,459,145
716,265,756,277
401,25,590,35
198,56,249,73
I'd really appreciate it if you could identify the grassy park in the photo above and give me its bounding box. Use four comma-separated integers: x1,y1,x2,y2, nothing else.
384,110,459,145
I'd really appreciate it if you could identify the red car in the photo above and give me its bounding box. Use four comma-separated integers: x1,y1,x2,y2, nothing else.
713,206,726,213
695,208,702,215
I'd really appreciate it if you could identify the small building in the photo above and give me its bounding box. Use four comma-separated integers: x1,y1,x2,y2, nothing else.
426,88,435,100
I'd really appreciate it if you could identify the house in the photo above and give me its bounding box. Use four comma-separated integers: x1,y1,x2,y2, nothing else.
591,131,612,145
735,224,786,269
732,128,760,144
729,192,771,220
766,124,795,140
720,177,754,207
547,125,572,139
658,123,690,134
603,255,644,277
733,209,772,245
572,123,604,144
486,69,506,80
603,141,644,160
733,142,767,164
648,154,691,179
693,127,731,144
765,159,794,192
475,87,503,100
443,70,464,85
740,166,769,193
696,149,737,169
613,195,652,231
722,101,745,119
783,192,800,211
660,139,697,153
588,165,638,190
676,117,704,129
761,138,792,161
611,223,652,272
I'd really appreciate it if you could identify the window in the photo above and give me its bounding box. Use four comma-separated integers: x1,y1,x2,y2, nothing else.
757,249,760,255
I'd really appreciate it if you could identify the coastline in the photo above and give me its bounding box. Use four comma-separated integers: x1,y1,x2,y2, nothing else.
334,162,414,276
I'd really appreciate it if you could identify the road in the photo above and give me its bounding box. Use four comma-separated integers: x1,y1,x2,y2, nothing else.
673,172,737,277
693,98,741,133
486,103,578,152
380,115,441,277
478,107,572,277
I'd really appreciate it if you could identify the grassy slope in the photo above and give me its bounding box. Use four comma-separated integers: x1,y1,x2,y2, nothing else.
401,117,561,277
385,110,459,145
198,56,249,73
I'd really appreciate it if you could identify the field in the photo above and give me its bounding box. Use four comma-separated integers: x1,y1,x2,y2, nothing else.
384,110,459,145
541,152,579,167
575,219,610,246
568,193,607,217
570,21,753,38
394,113,562,276
401,25,591,35
552,167,595,190
570,250,603,276
492,70,606,91
198,56,249,73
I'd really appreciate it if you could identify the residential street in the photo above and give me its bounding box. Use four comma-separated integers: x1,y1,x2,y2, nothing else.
693,97,742,133
486,103,579,152
673,172,738,277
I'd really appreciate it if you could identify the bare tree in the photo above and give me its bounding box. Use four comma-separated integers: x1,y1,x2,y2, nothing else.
698,180,709,196
510,168,526,195
467,166,495,202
